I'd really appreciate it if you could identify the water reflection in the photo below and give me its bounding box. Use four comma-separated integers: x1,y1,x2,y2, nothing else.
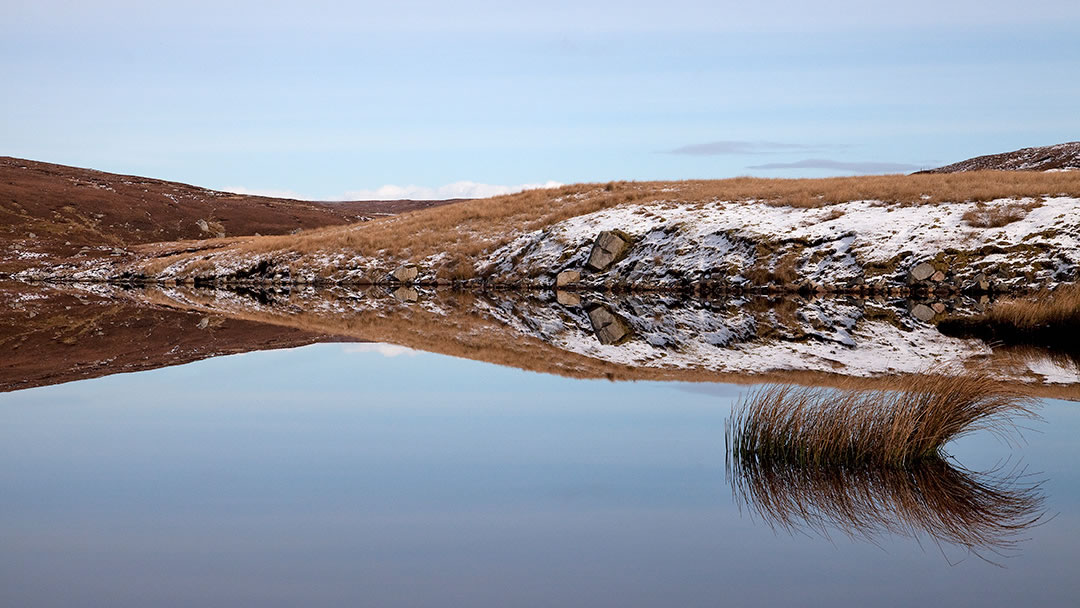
0,338,1077,605
727,454,1047,562
3,281,1079,396
0,281,332,391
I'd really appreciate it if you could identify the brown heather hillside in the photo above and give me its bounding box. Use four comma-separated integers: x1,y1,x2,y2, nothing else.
132,170,1080,280
919,142,1080,173
0,156,461,273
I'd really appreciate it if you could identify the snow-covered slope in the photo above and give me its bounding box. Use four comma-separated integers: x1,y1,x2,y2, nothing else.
14,194,1079,296
481,196,1079,291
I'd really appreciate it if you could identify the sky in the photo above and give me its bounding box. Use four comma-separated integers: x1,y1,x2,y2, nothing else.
2,1,1079,199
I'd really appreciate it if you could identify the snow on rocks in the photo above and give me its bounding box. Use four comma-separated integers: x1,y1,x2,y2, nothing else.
480,197,1080,292
471,291,1079,384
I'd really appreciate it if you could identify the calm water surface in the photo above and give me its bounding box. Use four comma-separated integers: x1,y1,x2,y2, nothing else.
1,343,1078,607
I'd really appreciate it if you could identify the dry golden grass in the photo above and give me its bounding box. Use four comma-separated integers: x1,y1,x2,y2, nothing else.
136,170,1080,275
726,375,1037,468
728,451,1045,557
961,200,1040,228
940,284,1080,349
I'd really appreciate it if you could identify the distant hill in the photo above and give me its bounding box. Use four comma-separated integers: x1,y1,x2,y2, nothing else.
0,156,461,273
918,142,1080,173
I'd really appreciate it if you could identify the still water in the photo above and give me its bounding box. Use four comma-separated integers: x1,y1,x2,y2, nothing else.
1,343,1078,607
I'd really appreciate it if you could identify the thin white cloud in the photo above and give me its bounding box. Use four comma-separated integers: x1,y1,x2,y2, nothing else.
338,180,563,201
669,140,847,156
746,159,923,174
220,181,562,201
341,343,419,358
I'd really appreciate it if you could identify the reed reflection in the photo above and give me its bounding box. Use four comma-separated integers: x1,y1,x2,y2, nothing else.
725,379,1047,560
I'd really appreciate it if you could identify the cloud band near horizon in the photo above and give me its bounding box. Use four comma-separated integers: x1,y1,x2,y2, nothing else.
668,140,848,156
746,159,924,174
224,180,564,201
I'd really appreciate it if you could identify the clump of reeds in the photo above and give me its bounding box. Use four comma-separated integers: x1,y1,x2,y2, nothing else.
727,454,1046,558
726,375,1036,468
940,284,1080,350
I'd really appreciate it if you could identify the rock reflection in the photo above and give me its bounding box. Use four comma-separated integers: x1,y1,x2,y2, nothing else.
584,303,634,345
3,281,1079,398
727,454,1046,561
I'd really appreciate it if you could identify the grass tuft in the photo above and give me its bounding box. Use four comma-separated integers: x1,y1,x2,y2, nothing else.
725,375,1036,468
961,201,1038,228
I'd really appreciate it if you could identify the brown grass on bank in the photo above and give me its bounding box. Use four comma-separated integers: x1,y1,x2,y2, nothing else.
728,453,1045,557
961,199,1043,228
139,170,1080,275
725,375,1037,468
939,284,1080,349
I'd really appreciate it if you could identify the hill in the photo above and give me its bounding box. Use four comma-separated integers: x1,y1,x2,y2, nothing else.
0,156,460,273
919,142,1080,173
21,171,1080,296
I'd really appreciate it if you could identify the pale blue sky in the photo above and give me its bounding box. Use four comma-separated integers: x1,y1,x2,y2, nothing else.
3,1,1079,198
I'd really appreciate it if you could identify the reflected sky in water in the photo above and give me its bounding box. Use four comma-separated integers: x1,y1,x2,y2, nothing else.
1,344,1078,607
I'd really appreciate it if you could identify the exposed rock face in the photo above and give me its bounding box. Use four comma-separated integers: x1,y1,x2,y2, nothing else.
556,269,581,287
390,265,418,283
585,231,631,272
585,303,633,345
910,262,936,282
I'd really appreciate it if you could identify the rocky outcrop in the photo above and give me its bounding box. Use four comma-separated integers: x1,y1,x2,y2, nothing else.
910,262,936,282
556,269,581,287
15,194,1079,298
585,231,632,272
389,265,419,283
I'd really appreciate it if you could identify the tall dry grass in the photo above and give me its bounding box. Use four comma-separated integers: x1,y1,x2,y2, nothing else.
725,375,1036,468
727,454,1045,558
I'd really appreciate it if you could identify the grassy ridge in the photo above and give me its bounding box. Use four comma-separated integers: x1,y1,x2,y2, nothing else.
140,170,1080,278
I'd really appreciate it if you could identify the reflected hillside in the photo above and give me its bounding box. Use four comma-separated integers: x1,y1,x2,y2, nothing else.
4,282,1079,397
0,282,340,392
